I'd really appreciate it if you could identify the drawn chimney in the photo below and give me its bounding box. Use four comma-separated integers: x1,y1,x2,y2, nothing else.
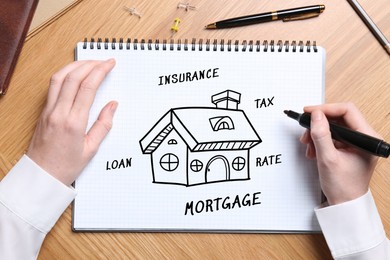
211,90,241,110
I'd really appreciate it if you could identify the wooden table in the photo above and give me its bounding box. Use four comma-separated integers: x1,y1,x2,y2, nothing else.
1,0,389,258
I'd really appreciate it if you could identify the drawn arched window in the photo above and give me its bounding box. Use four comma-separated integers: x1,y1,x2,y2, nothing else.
232,157,245,171
168,139,177,145
190,159,203,172
209,116,235,131
160,153,179,171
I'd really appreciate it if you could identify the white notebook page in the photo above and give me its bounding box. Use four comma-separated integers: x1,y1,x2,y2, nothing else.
73,40,325,232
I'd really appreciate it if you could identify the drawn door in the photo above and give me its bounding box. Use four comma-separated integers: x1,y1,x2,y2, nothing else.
205,155,230,183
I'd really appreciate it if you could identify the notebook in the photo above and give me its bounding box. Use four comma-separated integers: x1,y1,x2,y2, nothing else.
28,0,82,37
0,0,39,95
73,38,326,232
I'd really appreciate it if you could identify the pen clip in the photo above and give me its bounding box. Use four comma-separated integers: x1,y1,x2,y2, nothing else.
282,13,320,22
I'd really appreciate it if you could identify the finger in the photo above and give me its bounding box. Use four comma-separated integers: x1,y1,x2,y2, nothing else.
46,61,90,112
306,142,316,159
71,59,116,119
85,101,118,157
309,110,339,162
299,130,316,158
304,103,380,138
304,103,366,128
300,129,311,144
55,60,105,113
333,139,350,150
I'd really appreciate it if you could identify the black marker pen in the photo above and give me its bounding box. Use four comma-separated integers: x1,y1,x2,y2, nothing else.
284,110,390,158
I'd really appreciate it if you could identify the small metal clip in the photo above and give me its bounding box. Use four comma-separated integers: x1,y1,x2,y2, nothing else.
123,6,142,18
170,18,181,38
177,2,196,11
171,18,181,33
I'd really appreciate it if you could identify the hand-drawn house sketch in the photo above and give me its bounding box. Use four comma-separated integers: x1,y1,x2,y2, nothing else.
139,90,262,186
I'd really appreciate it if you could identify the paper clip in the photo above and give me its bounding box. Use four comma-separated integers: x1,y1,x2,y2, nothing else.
177,2,196,11
123,6,142,18
171,18,181,37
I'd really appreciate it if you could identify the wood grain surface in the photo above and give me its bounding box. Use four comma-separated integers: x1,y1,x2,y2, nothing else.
0,0,389,259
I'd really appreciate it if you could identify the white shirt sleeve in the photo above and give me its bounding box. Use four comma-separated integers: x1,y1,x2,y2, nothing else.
0,155,77,260
315,190,390,259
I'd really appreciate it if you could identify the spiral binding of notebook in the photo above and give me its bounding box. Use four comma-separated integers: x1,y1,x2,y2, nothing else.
83,38,318,52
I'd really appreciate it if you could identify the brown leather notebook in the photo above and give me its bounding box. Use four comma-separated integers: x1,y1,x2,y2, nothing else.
0,0,39,95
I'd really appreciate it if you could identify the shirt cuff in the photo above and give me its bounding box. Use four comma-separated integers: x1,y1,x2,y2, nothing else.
315,190,386,258
0,155,77,234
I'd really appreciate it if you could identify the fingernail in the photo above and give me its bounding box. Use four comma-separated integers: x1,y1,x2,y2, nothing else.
303,105,313,113
110,101,118,114
300,130,307,143
306,145,311,158
106,58,116,64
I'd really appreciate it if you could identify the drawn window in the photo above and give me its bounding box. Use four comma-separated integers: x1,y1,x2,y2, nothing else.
160,153,179,171
209,116,235,131
168,139,177,145
190,160,203,172
232,157,246,171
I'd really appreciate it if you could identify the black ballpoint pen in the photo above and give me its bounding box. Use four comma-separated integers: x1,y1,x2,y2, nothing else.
284,110,390,158
205,5,325,29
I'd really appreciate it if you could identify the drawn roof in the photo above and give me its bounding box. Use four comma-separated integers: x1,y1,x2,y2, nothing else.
140,107,262,154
